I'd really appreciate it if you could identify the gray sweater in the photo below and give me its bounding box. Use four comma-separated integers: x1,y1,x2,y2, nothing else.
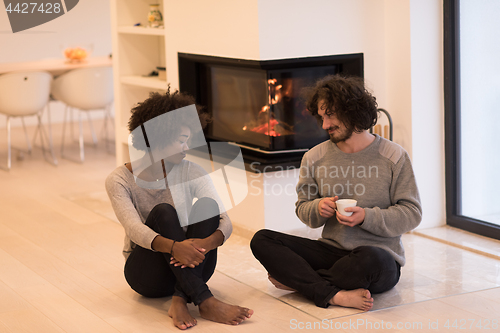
295,135,422,266
105,161,232,259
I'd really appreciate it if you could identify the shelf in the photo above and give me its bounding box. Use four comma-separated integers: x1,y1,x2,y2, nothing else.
111,0,167,165
120,75,168,90
117,26,165,36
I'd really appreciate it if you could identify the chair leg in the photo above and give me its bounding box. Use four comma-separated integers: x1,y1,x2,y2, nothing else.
32,120,40,148
36,111,58,166
70,107,75,142
10,117,33,157
37,113,47,158
32,104,49,149
79,110,85,162
86,112,98,147
0,116,12,171
7,117,11,170
101,104,115,154
101,106,108,142
21,117,32,154
61,106,69,157
61,106,85,163
1,116,35,171
46,103,56,155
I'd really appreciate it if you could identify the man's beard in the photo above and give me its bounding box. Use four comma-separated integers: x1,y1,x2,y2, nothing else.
328,126,354,144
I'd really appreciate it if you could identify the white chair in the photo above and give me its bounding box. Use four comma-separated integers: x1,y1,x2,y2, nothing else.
0,71,57,170
51,66,114,162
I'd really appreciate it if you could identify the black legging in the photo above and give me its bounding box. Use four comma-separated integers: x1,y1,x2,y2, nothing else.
250,229,401,308
124,197,219,305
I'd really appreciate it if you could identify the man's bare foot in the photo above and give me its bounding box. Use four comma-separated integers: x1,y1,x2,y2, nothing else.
268,273,296,291
199,297,253,325
330,289,374,311
168,296,197,330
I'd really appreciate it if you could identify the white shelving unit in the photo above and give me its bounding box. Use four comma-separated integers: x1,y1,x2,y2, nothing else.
110,0,167,165
117,26,166,36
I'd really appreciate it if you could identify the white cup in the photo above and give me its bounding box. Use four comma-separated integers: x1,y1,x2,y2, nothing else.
336,199,357,217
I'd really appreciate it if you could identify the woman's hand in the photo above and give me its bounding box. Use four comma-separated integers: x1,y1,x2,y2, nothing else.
170,231,224,268
170,239,206,268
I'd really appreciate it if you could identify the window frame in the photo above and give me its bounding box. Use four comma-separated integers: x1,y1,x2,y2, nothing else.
444,0,500,239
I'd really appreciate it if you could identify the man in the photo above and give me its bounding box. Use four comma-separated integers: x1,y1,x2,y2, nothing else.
250,75,422,311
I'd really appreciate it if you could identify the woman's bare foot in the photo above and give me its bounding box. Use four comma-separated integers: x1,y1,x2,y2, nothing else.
268,273,296,291
199,297,253,325
330,289,374,311
168,296,197,330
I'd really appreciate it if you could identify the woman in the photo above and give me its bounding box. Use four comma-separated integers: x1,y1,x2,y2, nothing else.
105,89,253,330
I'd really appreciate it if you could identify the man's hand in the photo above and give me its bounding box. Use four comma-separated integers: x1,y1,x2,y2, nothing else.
169,239,206,268
318,196,338,218
336,206,365,227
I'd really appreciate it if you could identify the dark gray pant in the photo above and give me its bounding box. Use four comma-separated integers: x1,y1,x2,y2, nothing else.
250,229,401,308
124,198,219,305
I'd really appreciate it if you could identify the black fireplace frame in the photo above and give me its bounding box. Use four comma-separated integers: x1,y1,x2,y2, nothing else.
178,52,364,171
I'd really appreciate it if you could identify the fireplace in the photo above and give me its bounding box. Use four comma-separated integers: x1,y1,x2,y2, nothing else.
178,53,364,171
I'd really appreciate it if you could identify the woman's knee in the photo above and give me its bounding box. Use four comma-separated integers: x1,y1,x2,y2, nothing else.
190,197,219,225
193,197,218,211
146,203,177,227
124,249,176,298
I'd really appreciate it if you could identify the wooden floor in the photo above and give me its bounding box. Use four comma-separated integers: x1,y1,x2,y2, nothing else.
1,122,499,332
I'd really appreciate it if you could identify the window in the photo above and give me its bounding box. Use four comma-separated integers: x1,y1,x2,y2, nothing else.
444,0,500,239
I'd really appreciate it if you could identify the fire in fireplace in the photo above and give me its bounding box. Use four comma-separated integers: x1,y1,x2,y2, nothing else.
178,53,364,170
242,78,291,137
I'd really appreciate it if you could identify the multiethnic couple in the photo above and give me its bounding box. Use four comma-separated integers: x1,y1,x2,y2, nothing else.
106,75,421,330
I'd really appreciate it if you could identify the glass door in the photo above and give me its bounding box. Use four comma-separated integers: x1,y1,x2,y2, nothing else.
444,0,500,239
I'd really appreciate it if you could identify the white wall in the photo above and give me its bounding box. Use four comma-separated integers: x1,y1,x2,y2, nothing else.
0,0,111,63
0,0,112,127
258,0,388,121
384,0,412,156
409,0,446,229
163,0,261,90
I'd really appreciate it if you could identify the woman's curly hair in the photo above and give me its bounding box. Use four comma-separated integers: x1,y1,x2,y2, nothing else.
305,75,378,133
128,87,211,151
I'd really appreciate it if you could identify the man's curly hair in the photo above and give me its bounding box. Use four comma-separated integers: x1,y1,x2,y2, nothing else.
305,75,378,133
128,87,211,151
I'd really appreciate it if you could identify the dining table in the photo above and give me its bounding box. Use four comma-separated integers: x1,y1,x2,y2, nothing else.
0,55,114,164
0,55,113,76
